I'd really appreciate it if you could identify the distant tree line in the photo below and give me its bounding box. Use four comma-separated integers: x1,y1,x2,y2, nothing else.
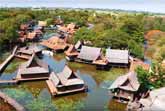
1,8,165,58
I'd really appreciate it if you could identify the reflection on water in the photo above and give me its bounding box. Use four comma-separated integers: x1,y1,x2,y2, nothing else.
0,53,127,110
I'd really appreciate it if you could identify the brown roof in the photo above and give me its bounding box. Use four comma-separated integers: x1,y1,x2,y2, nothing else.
40,36,68,50
18,53,49,75
109,72,140,92
130,58,150,72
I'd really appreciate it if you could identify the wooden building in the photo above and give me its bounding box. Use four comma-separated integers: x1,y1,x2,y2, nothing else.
106,48,129,67
16,53,49,81
40,36,68,52
15,45,43,60
109,72,140,102
46,65,86,96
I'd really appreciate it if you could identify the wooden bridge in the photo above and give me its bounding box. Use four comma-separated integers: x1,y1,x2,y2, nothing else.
0,91,25,111
0,46,18,73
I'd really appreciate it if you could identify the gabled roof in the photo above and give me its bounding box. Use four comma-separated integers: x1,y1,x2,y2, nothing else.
49,65,85,87
109,72,140,92
78,46,101,61
57,65,72,79
106,48,129,64
17,45,43,55
18,53,49,75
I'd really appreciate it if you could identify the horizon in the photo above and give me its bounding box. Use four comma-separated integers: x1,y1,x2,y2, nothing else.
0,0,165,14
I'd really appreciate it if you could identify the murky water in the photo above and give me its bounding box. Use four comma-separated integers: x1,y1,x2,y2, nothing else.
0,53,127,110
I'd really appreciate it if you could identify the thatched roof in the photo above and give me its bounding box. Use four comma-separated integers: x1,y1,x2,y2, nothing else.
78,46,101,61
109,72,140,92
106,48,129,64
18,53,49,75
17,45,43,55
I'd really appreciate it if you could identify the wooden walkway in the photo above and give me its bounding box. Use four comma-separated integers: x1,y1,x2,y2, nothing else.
0,80,18,84
0,91,25,111
0,46,18,73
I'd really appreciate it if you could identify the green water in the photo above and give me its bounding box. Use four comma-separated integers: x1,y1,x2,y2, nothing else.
0,53,127,111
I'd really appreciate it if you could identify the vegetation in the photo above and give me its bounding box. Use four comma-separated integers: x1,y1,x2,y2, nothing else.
1,9,165,58
136,64,165,90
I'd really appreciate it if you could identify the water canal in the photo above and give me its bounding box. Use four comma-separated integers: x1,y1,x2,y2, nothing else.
0,52,127,111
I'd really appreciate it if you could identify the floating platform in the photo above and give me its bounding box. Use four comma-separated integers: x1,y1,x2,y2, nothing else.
46,80,86,96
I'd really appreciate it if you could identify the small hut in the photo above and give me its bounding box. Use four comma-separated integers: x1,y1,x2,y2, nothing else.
40,36,68,52
106,48,129,67
15,45,43,60
109,72,140,102
16,53,49,80
46,66,86,96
